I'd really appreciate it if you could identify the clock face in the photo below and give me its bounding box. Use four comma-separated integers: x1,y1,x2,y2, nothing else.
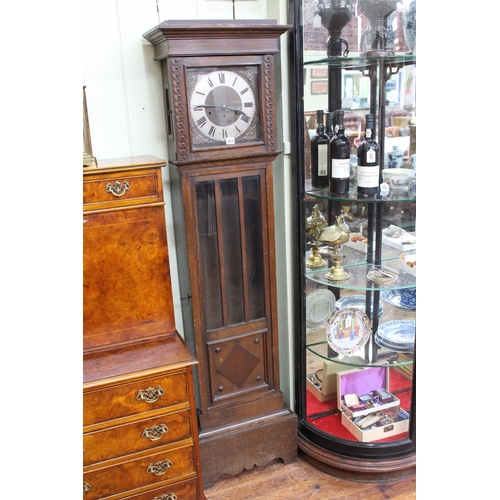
188,66,261,148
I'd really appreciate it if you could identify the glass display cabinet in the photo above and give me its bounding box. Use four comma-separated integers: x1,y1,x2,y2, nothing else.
288,0,416,481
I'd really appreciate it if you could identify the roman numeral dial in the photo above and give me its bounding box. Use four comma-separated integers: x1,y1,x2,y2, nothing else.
189,69,257,143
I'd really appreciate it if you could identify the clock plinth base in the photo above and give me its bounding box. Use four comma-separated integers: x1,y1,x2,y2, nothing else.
199,408,297,489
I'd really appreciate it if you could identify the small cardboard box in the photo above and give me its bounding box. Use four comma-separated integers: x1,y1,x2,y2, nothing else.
306,360,345,402
341,405,410,442
344,233,369,253
399,252,416,277
337,366,400,419
307,372,335,402
381,232,416,251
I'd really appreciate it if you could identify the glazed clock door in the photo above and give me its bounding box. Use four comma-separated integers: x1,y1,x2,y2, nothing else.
179,162,284,431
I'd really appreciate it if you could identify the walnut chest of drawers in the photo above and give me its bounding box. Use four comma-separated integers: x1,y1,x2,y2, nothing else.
83,157,205,499
84,336,204,499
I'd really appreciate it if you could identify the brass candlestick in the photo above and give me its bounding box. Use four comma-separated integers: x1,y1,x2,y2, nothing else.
318,206,353,281
305,204,329,269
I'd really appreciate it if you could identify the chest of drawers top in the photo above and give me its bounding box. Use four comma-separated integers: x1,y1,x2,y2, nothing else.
84,335,196,387
83,155,166,212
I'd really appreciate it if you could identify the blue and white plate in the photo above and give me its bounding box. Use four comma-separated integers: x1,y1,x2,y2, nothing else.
381,289,416,310
336,294,384,318
375,320,415,352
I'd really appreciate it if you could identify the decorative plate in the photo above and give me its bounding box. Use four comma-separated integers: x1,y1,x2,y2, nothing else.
335,294,384,318
305,289,336,328
381,289,416,310
325,307,372,356
375,333,414,353
375,320,415,352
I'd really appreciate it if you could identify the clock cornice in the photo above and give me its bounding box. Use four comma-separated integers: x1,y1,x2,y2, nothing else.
143,19,291,60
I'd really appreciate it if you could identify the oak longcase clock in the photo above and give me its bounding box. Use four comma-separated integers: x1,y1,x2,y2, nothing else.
143,20,296,489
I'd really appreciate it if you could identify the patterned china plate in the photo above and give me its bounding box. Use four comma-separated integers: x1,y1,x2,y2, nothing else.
326,307,372,356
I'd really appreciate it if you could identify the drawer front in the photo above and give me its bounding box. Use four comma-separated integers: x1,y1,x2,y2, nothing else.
119,478,198,500
83,444,195,500
84,409,193,465
83,171,162,210
84,372,189,427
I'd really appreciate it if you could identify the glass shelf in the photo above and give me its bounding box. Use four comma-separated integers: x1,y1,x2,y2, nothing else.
305,259,416,291
306,243,404,266
306,340,414,368
304,53,416,71
306,185,416,204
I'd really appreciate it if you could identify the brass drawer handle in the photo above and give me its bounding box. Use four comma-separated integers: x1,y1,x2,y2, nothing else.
146,459,173,475
83,481,91,493
136,386,164,403
154,494,177,500
106,180,130,197
142,423,169,441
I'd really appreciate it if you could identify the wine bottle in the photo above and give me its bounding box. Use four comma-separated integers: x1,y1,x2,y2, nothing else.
325,111,335,140
311,110,329,188
329,110,351,194
357,113,380,195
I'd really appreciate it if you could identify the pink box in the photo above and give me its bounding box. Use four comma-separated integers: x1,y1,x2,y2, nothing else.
337,366,409,442
337,366,399,418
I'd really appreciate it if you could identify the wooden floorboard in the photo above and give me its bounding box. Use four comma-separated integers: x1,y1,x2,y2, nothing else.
204,455,416,499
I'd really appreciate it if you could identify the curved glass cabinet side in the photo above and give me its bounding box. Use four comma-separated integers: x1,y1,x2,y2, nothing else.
289,0,417,463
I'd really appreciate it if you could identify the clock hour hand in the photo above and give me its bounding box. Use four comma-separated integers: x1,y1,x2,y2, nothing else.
220,104,249,118
193,104,249,118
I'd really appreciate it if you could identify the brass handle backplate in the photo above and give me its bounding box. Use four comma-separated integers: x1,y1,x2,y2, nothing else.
154,494,177,500
136,386,164,403
146,459,173,475
142,423,169,441
83,481,91,494
106,180,130,197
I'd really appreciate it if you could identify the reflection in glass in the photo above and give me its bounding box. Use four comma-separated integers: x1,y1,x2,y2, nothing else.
243,176,265,320
220,179,245,325
196,181,223,330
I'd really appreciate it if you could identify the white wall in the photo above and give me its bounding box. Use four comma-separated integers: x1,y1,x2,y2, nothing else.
82,0,295,409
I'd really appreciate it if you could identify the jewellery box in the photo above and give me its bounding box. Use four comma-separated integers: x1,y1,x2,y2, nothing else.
337,366,409,442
